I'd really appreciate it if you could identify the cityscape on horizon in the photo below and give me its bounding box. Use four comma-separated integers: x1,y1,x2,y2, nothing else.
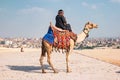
0,37,120,49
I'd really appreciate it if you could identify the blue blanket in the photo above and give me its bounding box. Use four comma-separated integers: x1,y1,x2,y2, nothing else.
43,27,54,44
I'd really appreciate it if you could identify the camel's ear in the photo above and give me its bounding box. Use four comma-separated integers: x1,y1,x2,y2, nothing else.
87,21,90,24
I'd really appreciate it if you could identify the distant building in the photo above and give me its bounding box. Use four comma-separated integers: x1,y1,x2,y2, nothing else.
5,40,13,45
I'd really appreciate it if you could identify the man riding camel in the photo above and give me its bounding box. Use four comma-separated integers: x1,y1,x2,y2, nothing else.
55,9,72,32
43,9,77,46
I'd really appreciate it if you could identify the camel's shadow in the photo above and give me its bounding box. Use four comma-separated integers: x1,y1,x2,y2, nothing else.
6,65,51,73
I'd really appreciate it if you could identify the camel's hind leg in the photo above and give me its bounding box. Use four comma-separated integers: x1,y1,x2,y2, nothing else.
66,39,74,73
47,48,58,73
39,42,46,73
40,55,46,73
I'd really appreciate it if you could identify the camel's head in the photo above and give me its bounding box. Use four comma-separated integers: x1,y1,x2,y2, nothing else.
85,22,98,29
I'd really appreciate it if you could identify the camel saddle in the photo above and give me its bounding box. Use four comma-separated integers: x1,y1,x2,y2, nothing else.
52,27,77,51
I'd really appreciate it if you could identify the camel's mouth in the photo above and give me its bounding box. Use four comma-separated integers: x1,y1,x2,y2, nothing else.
95,25,98,28
93,24,98,28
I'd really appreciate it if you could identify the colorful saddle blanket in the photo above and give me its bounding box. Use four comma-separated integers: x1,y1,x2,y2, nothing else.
43,26,77,51
52,28,71,50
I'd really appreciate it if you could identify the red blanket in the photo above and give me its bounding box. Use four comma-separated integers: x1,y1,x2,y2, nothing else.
53,29,70,51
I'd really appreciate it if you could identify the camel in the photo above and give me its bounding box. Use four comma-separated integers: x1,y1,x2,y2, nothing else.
39,22,98,73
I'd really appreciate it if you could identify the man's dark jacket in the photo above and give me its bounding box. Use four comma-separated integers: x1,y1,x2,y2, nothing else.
55,15,72,31
55,15,67,30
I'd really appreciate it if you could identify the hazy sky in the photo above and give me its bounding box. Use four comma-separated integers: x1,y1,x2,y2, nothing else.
0,0,120,38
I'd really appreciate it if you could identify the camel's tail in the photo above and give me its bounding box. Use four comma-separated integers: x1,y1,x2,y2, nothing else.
41,40,46,57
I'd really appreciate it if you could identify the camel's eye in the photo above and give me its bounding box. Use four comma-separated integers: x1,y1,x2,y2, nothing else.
91,24,93,26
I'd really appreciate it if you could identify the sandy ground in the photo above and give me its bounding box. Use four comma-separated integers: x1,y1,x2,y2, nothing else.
0,48,120,80
74,49,120,66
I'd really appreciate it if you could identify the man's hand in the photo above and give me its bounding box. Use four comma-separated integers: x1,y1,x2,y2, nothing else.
64,23,67,26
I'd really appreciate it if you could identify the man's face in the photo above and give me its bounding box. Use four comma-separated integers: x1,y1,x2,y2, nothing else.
61,11,64,15
60,11,64,16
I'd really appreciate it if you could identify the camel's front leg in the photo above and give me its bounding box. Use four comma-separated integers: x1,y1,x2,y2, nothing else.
66,39,74,73
66,52,71,73
47,50,58,73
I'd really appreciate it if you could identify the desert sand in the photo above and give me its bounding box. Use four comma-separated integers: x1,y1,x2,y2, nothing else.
74,49,120,66
0,48,120,80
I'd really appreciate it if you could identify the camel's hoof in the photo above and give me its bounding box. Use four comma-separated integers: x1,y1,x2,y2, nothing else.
54,70,59,73
42,71,46,73
42,70,46,73
54,71,59,73
67,71,72,73
67,69,72,73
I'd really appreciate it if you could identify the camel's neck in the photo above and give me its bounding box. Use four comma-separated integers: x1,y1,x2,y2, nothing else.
76,28,90,43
